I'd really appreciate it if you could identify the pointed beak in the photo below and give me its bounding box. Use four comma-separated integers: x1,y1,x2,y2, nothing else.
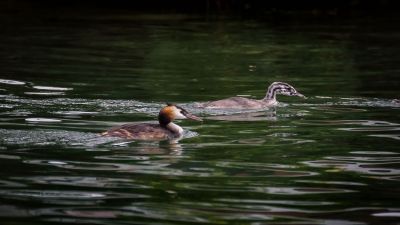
297,93,307,99
185,113,203,121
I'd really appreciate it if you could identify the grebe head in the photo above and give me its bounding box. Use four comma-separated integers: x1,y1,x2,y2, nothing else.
158,103,202,127
265,82,305,100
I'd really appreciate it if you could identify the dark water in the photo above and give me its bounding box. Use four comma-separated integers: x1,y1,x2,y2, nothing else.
1,10,400,225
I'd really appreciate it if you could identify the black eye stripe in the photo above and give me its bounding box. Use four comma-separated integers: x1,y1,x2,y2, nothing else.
175,106,188,115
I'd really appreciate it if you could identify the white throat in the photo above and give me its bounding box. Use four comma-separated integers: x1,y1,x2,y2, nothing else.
166,122,184,136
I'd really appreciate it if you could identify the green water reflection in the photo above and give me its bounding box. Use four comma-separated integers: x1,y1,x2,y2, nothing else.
0,9,400,225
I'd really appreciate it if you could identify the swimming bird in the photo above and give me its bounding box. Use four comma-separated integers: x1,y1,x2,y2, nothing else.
101,104,202,140
197,82,305,109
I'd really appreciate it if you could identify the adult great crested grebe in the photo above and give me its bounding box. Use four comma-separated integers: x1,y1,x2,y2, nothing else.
196,82,305,109
101,104,202,140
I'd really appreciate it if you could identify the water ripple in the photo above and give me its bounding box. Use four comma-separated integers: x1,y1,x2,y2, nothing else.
0,79,26,85
304,155,400,176
215,198,336,206
24,159,137,171
305,96,400,108
369,134,400,140
373,212,400,217
12,176,150,189
215,161,318,177
296,119,399,127
0,189,148,205
24,91,66,96
0,94,160,115
25,118,62,123
0,129,119,147
32,86,73,91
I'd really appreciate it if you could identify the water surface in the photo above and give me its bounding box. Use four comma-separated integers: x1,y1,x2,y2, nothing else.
1,10,400,225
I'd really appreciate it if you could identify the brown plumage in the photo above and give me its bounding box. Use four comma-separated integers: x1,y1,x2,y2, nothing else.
101,104,202,140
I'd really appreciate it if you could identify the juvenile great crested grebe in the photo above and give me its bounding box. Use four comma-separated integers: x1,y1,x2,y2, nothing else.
197,82,305,109
102,104,202,140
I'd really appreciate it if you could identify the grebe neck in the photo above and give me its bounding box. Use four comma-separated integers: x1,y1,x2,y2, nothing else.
263,83,279,101
158,113,183,136
166,122,184,136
